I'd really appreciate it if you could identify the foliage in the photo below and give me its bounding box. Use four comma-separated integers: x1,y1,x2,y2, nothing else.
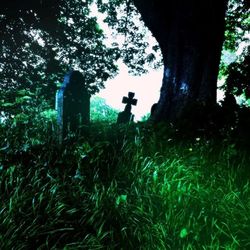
219,0,250,97
90,96,119,123
224,0,249,51
224,45,250,98
0,7,249,250
0,0,119,104
96,0,163,75
0,112,250,249
0,87,57,152
140,112,150,122
1,0,248,102
0,0,162,106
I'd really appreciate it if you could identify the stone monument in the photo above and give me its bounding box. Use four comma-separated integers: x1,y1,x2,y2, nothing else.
55,70,90,143
117,92,137,124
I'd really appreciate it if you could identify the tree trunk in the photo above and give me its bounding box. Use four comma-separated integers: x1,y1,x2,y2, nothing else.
133,0,228,123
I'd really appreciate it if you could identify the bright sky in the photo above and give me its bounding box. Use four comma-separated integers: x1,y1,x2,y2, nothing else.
96,63,163,121
91,4,163,121
92,4,231,121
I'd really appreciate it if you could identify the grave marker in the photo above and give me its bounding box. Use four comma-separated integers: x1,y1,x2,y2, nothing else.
55,70,90,143
117,92,137,124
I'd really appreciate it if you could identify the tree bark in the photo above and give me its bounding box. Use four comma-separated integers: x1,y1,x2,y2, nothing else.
133,0,228,123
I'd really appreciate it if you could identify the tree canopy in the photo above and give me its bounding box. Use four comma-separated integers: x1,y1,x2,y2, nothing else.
0,0,249,124
0,0,160,101
222,0,250,99
0,0,121,101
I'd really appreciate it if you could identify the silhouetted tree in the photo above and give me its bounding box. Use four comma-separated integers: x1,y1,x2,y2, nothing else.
132,0,228,123
0,0,119,104
1,0,248,127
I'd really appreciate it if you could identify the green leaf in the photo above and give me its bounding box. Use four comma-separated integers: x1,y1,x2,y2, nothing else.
95,23,103,34
14,113,29,123
17,90,34,96
15,96,32,104
116,194,127,206
180,228,188,238
1,102,15,107
40,109,57,120
153,170,158,182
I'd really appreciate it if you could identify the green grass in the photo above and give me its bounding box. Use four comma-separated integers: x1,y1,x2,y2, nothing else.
0,120,249,249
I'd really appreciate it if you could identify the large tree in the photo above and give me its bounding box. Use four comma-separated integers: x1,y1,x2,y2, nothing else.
132,0,228,123
0,0,119,103
2,0,246,126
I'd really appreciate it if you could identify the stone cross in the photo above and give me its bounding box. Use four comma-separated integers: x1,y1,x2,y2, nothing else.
117,92,137,124
55,70,90,143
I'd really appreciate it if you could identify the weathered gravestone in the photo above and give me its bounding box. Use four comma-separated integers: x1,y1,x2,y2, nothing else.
149,103,158,120
117,92,137,124
55,70,90,143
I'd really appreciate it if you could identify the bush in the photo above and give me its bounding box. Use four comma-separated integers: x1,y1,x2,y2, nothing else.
90,96,119,123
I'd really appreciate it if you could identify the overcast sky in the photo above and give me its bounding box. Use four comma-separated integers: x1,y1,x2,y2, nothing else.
91,4,163,120
96,62,163,120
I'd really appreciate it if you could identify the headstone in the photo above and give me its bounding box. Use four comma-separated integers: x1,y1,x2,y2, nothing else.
150,103,158,119
117,92,137,124
55,70,90,143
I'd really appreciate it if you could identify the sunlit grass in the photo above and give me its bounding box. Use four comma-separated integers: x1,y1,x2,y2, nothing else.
0,119,249,249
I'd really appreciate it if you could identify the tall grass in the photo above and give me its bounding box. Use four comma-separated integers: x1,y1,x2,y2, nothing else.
0,120,249,249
